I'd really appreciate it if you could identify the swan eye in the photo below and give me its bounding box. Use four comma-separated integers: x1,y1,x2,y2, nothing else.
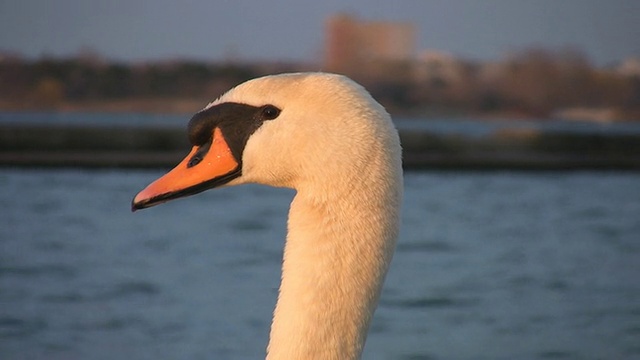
261,105,281,120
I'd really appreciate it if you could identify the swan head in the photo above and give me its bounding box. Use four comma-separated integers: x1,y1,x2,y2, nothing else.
132,72,401,210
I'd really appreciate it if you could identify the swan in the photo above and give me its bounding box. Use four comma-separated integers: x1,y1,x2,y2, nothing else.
132,72,403,359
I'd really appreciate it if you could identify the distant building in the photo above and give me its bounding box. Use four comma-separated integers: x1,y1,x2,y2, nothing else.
617,57,640,77
324,14,415,74
414,50,465,84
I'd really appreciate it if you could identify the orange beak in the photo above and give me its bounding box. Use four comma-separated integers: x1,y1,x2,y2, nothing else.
132,127,240,211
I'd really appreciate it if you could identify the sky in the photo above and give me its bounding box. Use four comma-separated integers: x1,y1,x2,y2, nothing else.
1,0,639,66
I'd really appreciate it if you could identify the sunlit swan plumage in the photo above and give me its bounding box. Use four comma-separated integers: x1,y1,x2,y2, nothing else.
132,72,403,359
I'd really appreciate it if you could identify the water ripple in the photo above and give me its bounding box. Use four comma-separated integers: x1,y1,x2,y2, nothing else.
401,354,438,360
0,316,47,338
396,240,457,253
99,281,161,300
40,292,85,303
0,264,76,279
381,296,480,309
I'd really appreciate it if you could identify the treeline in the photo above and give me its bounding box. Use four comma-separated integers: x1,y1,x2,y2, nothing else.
0,57,283,109
350,48,640,119
1,48,639,119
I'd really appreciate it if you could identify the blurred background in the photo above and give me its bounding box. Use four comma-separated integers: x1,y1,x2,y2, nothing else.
1,1,639,359
1,0,640,120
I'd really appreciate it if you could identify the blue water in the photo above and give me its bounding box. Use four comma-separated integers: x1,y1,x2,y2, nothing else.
1,169,639,360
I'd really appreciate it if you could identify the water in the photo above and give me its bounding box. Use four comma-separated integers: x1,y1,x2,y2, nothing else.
1,168,639,360
3,111,640,136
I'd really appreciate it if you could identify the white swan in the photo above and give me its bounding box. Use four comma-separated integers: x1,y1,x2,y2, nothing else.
132,72,403,359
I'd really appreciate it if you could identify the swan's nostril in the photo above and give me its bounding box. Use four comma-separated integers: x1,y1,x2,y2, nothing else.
187,140,212,168
188,155,202,167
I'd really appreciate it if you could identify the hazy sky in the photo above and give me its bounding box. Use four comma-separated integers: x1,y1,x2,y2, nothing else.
1,0,638,65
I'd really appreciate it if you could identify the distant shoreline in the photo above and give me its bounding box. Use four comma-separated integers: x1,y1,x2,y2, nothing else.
2,122,639,170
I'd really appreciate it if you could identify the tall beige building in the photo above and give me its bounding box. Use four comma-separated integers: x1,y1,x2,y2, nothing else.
325,14,416,74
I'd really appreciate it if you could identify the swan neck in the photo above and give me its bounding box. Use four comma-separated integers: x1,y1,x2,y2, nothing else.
266,175,401,360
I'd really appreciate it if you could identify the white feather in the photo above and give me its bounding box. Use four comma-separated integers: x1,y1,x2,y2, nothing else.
212,72,402,359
